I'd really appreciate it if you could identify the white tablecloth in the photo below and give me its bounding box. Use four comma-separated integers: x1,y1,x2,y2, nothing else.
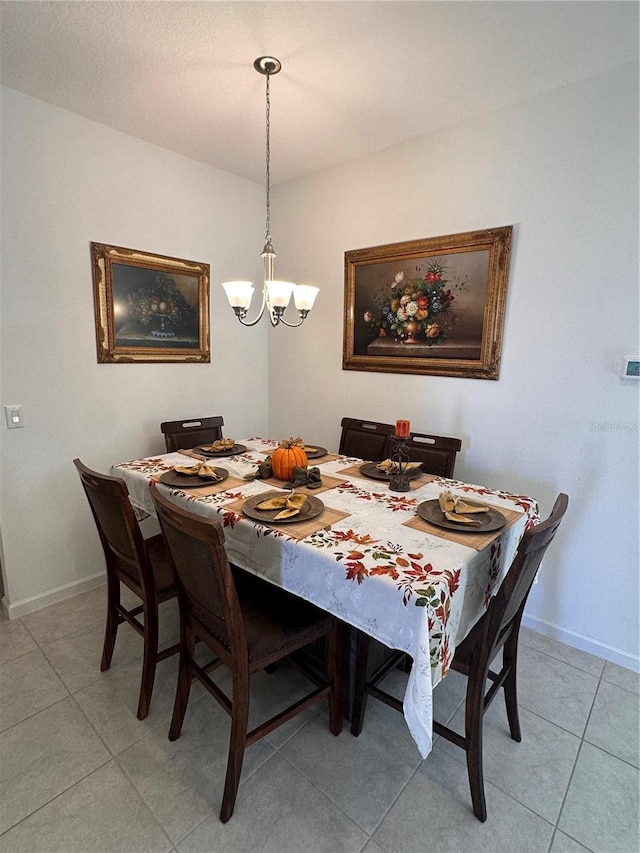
112,437,538,757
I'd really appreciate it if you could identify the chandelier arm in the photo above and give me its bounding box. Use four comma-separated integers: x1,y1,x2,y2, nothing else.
233,286,268,326
276,313,307,328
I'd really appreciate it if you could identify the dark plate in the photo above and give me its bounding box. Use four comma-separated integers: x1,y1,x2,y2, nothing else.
301,445,328,459
242,491,325,525
159,467,229,488
359,462,423,482
417,499,506,533
195,443,247,457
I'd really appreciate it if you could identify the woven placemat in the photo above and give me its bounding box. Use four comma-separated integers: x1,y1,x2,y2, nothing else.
183,476,246,497
339,465,438,491
256,473,344,495
177,448,209,460
403,505,522,551
224,497,350,540
151,474,246,497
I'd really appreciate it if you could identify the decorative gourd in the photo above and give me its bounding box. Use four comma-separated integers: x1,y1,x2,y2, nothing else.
271,438,308,481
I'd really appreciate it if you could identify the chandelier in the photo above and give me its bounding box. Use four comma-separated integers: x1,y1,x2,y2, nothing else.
222,57,319,327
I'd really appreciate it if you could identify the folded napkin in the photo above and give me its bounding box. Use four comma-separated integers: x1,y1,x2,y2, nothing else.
254,492,308,520
439,490,489,524
243,458,273,481
206,438,236,452
284,466,323,489
289,437,318,453
377,459,423,473
174,462,223,481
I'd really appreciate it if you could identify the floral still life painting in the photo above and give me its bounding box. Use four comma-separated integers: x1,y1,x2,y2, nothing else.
343,227,513,379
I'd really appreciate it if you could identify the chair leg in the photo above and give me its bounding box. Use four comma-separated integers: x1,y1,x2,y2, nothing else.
169,630,194,741
464,667,488,822
100,575,120,672
503,638,522,742
220,665,250,823
350,630,371,737
137,593,159,720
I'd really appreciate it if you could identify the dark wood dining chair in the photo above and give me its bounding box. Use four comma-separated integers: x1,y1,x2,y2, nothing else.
73,459,179,719
160,416,224,452
350,493,569,822
149,482,344,823
339,417,395,461
384,431,462,478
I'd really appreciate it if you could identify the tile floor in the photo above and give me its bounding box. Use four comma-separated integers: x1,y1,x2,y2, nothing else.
1,586,638,853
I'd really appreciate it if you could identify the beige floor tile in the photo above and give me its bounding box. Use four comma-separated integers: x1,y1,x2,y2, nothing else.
0,613,37,666
373,743,554,852
602,660,640,695
585,679,640,767
118,692,274,844
21,585,106,645
282,697,421,834
41,620,143,693
0,762,172,853
0,696,110,833
178,752,368,853
559,742,639,852
0,649,68,733
516,645,600,736
440,699,581,822
73,656,179,754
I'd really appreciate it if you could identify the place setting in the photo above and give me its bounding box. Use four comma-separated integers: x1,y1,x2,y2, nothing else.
194,437,247,457
405,489,519,550
226,486,351,540
155,460,247,496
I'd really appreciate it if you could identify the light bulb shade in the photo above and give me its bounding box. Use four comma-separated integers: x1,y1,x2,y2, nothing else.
266,280,295,308
293,285,319,311
222,281,254,310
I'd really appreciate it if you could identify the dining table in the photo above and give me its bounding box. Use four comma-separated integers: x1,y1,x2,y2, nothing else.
111,436,539,758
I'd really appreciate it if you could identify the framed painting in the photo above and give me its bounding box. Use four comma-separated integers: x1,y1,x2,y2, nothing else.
343,226,513,379
91,242,210,363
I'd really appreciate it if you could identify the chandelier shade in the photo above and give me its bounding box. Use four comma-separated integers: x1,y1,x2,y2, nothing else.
221,57,318,328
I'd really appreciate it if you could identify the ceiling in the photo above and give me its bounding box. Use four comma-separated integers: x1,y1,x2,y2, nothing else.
1,1,637,185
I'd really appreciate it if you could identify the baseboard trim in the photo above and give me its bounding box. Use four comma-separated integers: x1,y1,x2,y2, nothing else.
2,571,106,620
522,613,639,673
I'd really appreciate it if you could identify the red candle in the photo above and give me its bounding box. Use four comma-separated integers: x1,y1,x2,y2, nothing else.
395,419,410,438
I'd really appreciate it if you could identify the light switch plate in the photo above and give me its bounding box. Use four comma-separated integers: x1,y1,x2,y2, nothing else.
622,357,640,379
4,404,24,428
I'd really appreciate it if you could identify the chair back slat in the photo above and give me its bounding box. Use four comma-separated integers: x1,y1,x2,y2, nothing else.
161,416,224,452
385,431,462,478
339,417,395,461
150,484,245,660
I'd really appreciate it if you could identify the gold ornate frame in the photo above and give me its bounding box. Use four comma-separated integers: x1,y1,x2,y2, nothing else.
91,242,210,363
343,226,513,379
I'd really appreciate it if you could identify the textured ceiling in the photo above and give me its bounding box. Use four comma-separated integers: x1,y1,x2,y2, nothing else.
1,1,637,185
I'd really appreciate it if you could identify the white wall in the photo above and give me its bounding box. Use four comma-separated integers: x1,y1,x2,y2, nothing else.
0,87,268,613
269,64,640,670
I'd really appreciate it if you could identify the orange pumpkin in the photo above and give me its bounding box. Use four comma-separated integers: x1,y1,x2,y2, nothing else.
271,439,308,481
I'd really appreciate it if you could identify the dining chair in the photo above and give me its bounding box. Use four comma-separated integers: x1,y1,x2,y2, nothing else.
339,417,395,461
384,431,462,478
160,415,224,452
350,493,569,822
73,459,179,719
149,482,344,822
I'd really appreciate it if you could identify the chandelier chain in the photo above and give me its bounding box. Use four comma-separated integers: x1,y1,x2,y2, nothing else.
265,71,271,242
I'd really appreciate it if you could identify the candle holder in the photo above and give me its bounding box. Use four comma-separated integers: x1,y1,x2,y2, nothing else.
389,435,411,492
